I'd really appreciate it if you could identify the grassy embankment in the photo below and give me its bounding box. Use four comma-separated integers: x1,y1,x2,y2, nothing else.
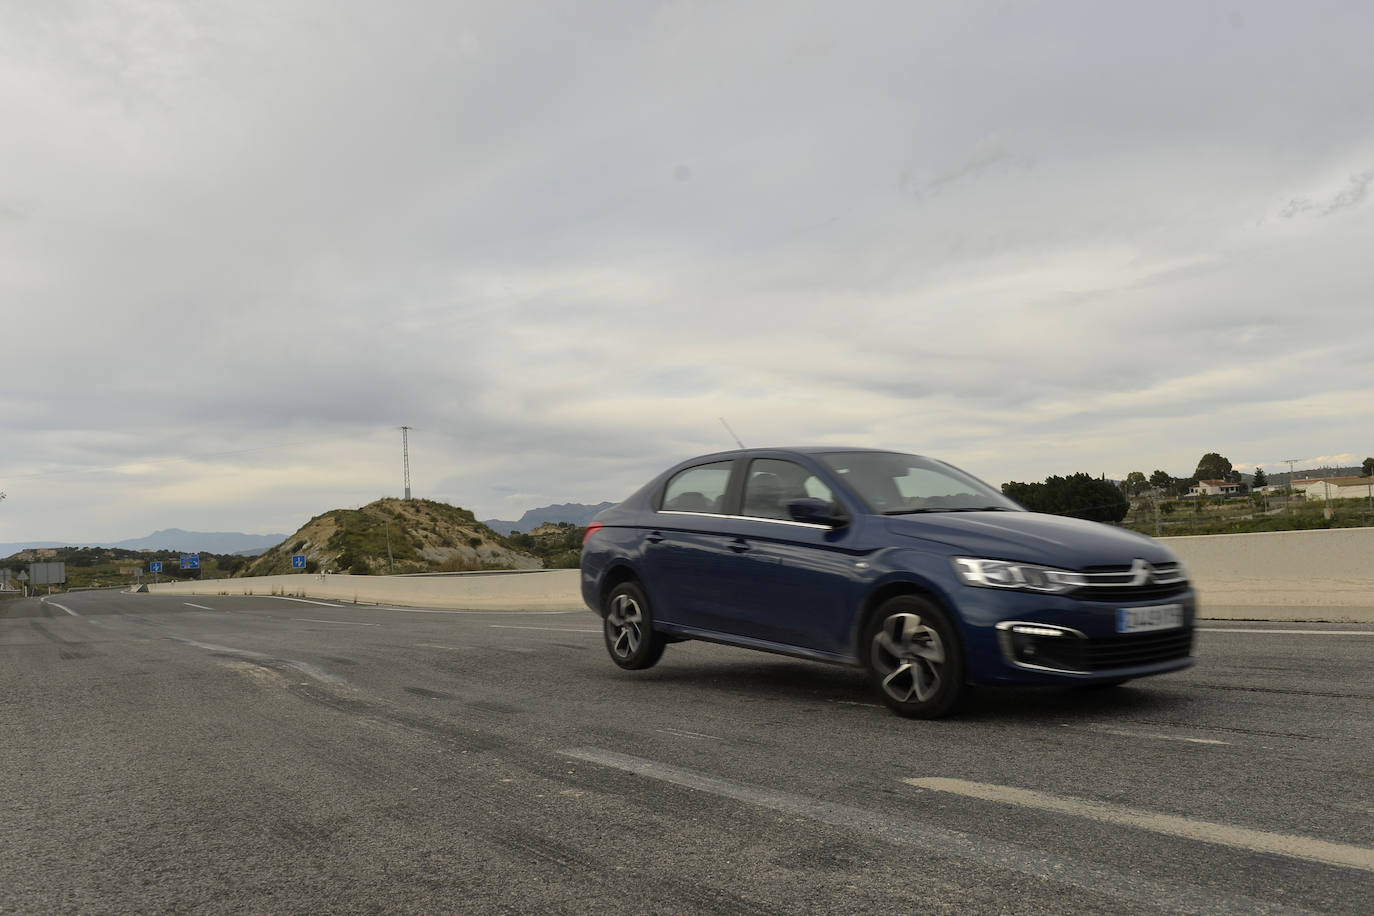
1122,494,1374,537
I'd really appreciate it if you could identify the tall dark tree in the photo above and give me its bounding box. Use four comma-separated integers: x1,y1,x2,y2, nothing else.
1193,452,1233,482
1002,473,1129,523
1251,466,1268,488
1149,469,1173,491
1363,457,1374,477
1122,471,1149,497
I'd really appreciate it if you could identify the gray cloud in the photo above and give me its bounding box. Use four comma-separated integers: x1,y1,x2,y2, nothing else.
3,0,1373,540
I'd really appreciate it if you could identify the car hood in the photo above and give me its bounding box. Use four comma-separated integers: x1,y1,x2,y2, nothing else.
884,511,1177,568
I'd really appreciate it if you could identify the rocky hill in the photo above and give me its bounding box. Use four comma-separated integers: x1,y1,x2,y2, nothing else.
504,522,586,569
241,498,541,577
483,501,615,536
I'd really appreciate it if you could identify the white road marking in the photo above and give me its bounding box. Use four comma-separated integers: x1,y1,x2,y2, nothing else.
41,599,79,616
904,777,1374,873
261,595,346,608
1198,628,1374,636
380,607,582,615
171,637,345,685
183,602,213,611
561,747,1304,915
1063,724,1230,746
294,617,380,627
655,727,723,741
414,643,469,651
487,624,600,633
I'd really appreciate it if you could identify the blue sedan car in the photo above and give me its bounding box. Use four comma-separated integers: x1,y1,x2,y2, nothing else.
580,447,1195,718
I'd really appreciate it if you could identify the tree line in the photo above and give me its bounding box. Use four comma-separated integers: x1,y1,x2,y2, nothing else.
1002,452,1374,524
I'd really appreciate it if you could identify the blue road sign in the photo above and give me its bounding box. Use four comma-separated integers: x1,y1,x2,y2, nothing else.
179,554,200,570
291,554,307,569
149,561,163,573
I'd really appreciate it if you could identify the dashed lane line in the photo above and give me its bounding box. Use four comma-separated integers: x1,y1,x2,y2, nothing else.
561,746,1312,916
904,777,1374,873
260,595,347,608
1062,723,1230,746
1198,627,1374,636
294,618,381,627
487,625,600,633
655,727,723,741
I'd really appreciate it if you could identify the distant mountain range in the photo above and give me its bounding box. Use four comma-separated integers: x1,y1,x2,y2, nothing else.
483,502,616,536
0,528,287,557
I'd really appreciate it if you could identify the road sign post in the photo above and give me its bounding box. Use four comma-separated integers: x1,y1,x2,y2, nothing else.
149,560,162,584
291,554,307,570
29,562,66,587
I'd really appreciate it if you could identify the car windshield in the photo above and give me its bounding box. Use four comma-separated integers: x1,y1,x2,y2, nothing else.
817,451,1021,515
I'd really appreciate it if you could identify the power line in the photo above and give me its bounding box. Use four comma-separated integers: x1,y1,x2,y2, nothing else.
400,426,412,500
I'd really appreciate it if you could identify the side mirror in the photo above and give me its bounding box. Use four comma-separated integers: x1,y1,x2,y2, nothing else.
787,497,849,527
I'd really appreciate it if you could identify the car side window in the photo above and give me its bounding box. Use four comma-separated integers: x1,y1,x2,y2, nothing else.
660,461,733,514
742,459,833,521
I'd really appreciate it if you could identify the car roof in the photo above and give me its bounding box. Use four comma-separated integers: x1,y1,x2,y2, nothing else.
682,446,910,461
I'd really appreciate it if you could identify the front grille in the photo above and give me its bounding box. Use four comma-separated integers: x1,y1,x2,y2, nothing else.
1072,561,1189,603
1074,582,1191,602
1008,628,1194,673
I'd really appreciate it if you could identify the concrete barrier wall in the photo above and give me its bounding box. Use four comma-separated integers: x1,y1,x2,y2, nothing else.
146,569,585,612
1163,527,1374,615
142,527,1374,622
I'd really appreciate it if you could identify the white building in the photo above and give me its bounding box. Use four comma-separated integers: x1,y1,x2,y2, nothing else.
1292,476,1374,501
1188,479,1243,498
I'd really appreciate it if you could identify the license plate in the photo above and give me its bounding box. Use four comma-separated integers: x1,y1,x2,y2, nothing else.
1117,604,1184,634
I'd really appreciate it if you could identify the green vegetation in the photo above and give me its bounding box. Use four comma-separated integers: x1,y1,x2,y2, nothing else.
0,545,253,592
242,497,539,577
1193,452,1237,482
1123,493,1374,537
1002,473,1129,523
506,523,584,568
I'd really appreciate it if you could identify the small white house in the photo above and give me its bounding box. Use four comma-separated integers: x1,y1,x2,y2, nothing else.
1188,479,1243,498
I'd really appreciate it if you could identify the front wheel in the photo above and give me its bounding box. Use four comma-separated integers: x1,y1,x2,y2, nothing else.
603,581,666,670
863,595,965,718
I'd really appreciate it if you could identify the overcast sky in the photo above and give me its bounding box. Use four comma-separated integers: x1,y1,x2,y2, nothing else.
3,0,1373,543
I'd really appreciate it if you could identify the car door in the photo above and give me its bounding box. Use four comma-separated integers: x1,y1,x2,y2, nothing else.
710,458,858,655
638,459,741,631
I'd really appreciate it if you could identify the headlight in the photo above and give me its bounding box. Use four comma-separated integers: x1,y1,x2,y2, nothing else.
951,557,1085,594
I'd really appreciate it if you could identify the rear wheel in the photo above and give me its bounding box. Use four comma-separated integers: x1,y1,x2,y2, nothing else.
603,580,666,670
863,595,965,718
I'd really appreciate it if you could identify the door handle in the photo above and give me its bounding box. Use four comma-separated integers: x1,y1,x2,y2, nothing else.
727,538,751,553
646,532,665,544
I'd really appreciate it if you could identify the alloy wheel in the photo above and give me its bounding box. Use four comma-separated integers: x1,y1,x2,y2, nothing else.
606,591,644,659
871,612,946,704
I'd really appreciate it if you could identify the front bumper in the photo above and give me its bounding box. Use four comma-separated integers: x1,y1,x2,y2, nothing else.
954,587,1198,686
995,620,1194,678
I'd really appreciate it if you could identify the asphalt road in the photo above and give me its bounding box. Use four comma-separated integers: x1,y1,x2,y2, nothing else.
3,590,1371,915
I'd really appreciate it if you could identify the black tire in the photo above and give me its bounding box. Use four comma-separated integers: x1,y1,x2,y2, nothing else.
602,580,666,670
862,595,965,718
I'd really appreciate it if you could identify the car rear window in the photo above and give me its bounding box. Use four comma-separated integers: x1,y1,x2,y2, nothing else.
660,461,733,514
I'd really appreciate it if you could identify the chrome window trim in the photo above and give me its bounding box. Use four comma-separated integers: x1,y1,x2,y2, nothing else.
656,510,831,530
